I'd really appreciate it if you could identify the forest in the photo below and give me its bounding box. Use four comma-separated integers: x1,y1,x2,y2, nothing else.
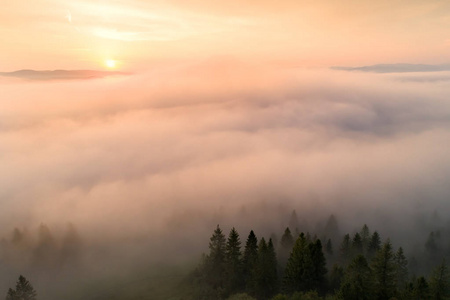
189,213,450,300
2,211,450,300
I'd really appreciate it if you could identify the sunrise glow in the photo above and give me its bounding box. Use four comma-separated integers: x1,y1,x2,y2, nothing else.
105,59,116,69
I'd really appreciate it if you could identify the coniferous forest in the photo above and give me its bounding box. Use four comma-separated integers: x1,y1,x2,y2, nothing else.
190,214,450,300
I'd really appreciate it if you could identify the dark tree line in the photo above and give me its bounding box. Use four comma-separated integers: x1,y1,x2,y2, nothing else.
193,220,450,300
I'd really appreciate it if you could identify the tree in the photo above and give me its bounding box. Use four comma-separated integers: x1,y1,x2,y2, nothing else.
360,224,370,254
351,233,363,258
204,225,227,297
412,276,429,300
308,239,327,293
288,210,300,235
337,255,372,300
254,238,278,299
328,264,344,293
393,247,408,292
325,239,333,256
368,231,381,259
243,230,259,294
371,240,396,300
429,259,450,300
283,233,308,293
323,214,340,242
225,227,243,295
279,227,295,272
6,275,37,300
283,234,327,294
339,234,351,265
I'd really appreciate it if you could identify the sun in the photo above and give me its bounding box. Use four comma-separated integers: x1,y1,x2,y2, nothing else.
105,59,116,69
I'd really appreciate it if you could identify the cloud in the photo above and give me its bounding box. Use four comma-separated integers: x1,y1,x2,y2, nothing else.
332,63,450,73
0,70,130,81
1,59,450,298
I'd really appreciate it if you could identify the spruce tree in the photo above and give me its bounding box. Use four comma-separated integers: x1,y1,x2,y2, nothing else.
328,264,344,293
325,238,333,256
279,227,295,272
412,276,429,299
283,233,308,293
243,230,258,294
337,255,372,300
368,231,381,259
371,240,396,300
340,234,351,265
351,233,363,258
393,247,408,292
254,238,278,299
429,259,450,300
225,227,243,295
206,225,227,296
360,224,370,254
308,239,327,293
6,275,37,300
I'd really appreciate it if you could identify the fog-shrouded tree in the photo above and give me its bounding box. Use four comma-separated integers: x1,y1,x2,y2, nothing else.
204,224,227,297
225,227,243,295
243,230,258,294
323,214,340,242
412,276,429,300
279,227,295,273
360,224,371,254
6,275,37,300
429,259,450,300
328,264,344,293
393,247,408,292
254,238,278,299
288,210,300,235
325,238,333,257
283,234,327,294
337,255,372,300
283,233,308,294
368,231,381,259
339,234,351,265
371,240,396,300
351,233,363,258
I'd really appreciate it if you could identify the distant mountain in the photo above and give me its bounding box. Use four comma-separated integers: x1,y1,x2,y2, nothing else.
0,69,130,80
331,63,450,73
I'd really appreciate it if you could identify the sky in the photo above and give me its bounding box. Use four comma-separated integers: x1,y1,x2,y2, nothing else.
1,1,450,299
1,0,450,71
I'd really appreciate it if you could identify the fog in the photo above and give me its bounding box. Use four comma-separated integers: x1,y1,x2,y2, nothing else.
1,59,450,298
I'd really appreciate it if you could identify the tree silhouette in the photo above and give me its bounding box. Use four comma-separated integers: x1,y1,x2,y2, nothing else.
6,275,37,300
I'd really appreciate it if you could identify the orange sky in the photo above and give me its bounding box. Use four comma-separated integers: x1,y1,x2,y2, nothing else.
1,0,450,71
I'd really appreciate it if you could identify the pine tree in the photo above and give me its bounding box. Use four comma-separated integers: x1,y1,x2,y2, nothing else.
6,275,37,300
288,210,300,235
243,230,259,294
368,231,381,259
412,276,429,300
337,255,372,300
340,234,351,265
325,238,333,256
360,224,371,254
254,238,278,299
351,233,363,258
308,239,327,293
328,264,344,293
429,259,450,300
225,227,243,295
283,233,308,293
393,247,408,292
205,225,227,296
279,227,295,272
371,240,396,300
324,214,340,242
